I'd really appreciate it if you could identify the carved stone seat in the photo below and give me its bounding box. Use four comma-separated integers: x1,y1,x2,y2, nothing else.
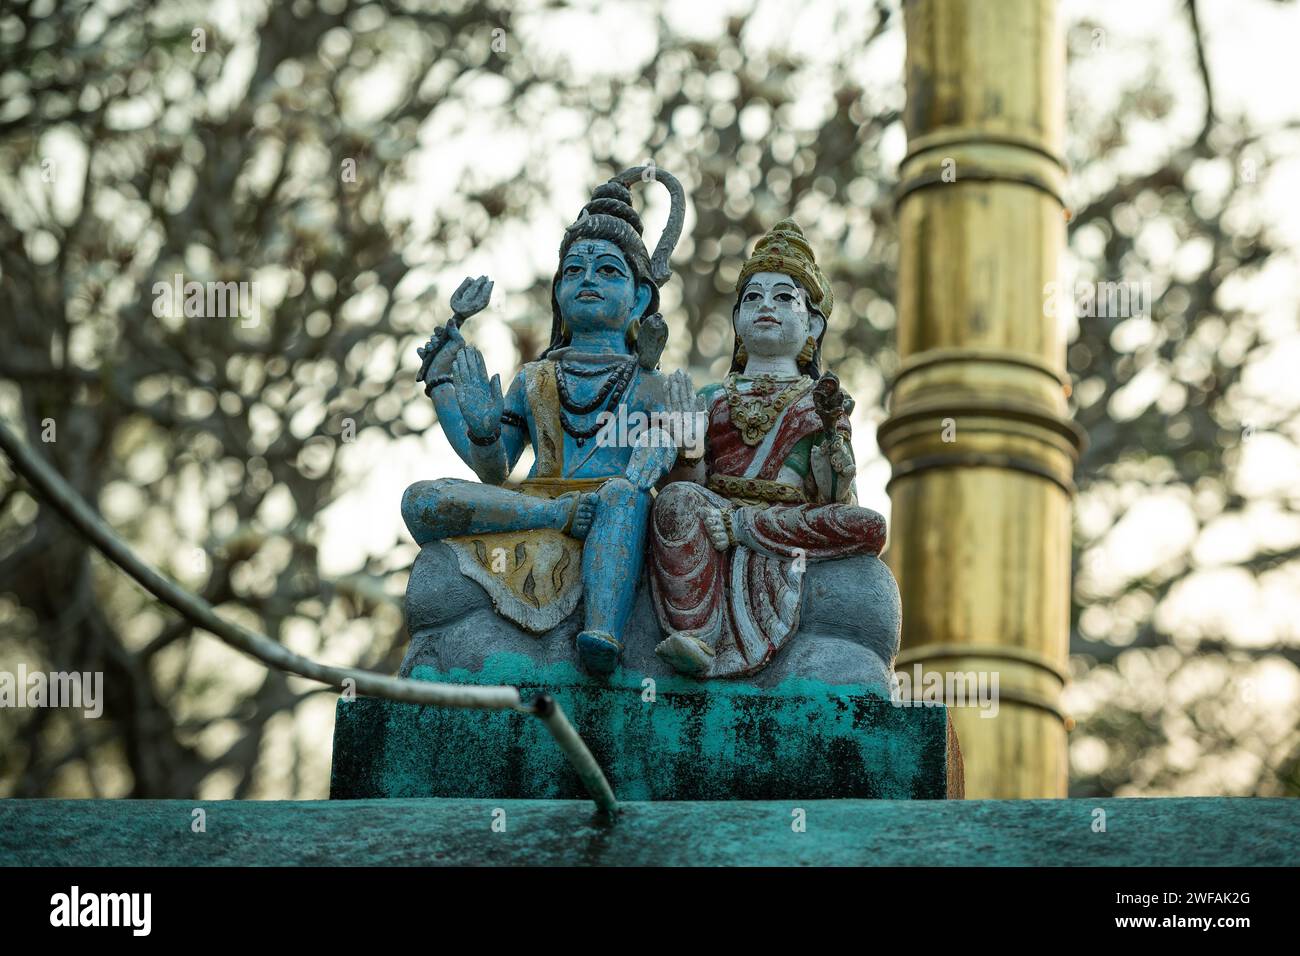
331,545,966,803
400,542,901,690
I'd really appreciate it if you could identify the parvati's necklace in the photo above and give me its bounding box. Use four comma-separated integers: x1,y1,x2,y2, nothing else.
724,372,812,445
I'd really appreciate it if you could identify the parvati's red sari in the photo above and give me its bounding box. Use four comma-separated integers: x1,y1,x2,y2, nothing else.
649,380,886,677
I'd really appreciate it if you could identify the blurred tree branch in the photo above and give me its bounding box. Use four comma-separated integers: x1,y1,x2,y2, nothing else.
1,0,1296,801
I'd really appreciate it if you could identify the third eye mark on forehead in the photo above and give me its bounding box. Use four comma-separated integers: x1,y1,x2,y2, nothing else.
564,246,626,269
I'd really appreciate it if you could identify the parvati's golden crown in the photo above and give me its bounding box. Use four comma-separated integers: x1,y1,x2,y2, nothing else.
736,218,833,319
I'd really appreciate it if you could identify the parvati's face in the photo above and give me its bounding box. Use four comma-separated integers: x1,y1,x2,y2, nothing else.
556,239,647,334
735,271,813,360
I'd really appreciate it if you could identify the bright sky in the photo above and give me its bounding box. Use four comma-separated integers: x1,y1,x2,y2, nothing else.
315,0,1300,598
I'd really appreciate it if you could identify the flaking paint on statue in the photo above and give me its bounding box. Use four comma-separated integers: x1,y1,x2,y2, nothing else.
400,178,901,691
347,173,956,801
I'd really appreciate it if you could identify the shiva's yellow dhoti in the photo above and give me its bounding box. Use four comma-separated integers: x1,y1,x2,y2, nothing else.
443,361,619,633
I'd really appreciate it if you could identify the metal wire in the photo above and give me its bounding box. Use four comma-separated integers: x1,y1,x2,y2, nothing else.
0,418,618,815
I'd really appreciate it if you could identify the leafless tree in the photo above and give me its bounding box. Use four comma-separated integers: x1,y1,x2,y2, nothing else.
1,0,1296,798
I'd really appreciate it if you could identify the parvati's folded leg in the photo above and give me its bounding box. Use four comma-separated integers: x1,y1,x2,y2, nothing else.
647,481,728,643
738,502,887,560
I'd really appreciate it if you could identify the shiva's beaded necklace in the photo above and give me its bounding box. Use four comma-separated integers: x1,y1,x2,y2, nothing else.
556,355,637,445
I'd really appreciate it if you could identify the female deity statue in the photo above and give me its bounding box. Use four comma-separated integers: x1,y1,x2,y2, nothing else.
649,219,888,678
402,169,697,674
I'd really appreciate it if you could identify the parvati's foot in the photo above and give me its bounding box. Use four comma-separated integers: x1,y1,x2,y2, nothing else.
564,492,599,541
702,508,731,551
577,629,622,674
655,632,716,675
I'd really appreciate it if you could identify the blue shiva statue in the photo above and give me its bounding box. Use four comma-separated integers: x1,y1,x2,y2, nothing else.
401,168,699,675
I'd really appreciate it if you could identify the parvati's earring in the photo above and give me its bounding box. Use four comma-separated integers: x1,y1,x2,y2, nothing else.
798,335,816,365
736,337,748,366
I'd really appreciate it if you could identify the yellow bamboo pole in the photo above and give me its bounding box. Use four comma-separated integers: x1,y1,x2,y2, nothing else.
880,0,1086,798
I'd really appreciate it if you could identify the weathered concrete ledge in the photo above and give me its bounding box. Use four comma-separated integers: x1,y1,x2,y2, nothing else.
331,659,961,800
0,798,1295,866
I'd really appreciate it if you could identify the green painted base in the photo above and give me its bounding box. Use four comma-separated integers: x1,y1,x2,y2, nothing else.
1,798,1295,866
329,656,960,801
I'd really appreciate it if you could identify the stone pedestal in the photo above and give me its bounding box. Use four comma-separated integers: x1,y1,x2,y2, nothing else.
343,539,964,802
330,661,963,800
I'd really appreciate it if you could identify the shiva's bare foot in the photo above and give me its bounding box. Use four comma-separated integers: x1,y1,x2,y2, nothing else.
577,629,622,674
567,492,599,540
